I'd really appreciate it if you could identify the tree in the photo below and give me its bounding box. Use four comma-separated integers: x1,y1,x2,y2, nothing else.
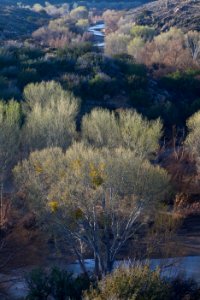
185,111,200,172
141,28,193,70
130,25,155,41
0,100,21,183
185,31,200,63
32,3,45,13
103,10,122,33
82,108,162,159
14,143,169,277
22,81,79,151
76,19,89,31
70,6,88,20
105,33,131,56
127,37,145,61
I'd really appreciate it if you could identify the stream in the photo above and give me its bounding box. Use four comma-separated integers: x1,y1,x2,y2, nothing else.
3,255,200,299
88,22,105,48
68,256,200,280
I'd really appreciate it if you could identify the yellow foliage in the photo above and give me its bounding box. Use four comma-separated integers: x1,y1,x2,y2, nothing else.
48,201,59,212
89,162,105,187
34,164,43,174
71,159,82,175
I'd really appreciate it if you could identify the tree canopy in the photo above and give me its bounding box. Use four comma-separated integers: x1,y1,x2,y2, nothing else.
23,81,79,151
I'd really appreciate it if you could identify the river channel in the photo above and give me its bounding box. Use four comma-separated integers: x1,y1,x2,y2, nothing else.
88,22,105,48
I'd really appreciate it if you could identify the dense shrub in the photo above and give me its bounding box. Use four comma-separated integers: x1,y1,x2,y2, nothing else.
159,70,200,95
84,265,200,300
20,47,44,60
130,89,151,107
84,265,170,300
26,268,51,300
0,49,17,68
25,266,200,300
17,68,40,89
87,73,116,99
0,66,19,78
26,267,91,300
57,42,93,60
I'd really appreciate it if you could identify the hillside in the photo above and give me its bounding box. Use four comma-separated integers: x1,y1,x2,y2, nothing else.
122,0,200,32
0,5,49,43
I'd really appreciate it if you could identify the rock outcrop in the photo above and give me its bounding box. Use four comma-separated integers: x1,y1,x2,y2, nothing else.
122,0,200,32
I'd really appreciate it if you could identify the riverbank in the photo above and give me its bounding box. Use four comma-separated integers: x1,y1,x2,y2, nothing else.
1,210,200,298
2,254,200,299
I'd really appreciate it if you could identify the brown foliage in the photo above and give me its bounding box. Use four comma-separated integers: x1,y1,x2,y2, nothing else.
159,147,197,193
140,37,195,72
103,10,123,34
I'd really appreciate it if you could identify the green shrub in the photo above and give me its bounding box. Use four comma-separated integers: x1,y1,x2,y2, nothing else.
84,265,200,300
169,277,200,300
159,71,200,95
26,268,51,300
130,89,150,107
26,267,91,300
0,66,19,78
0,76,9,89
0,49,17,68
17,68,40,89
57,42,93,60
87,73,115,99
20,47,44,60
49,268,77,300
127,74,147,90
84,265,170,300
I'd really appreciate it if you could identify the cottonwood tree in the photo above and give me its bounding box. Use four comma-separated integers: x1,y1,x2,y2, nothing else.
14,141,169,277
141,28,193,69
0,100,20,227
70,6,88,20
127,37,145,61
130,25,155,41
82,108,162,159
0,100,20,183
105,33,131,56
103,10,122,33
23,81,79,151
185,111,200,172
185,31,200,63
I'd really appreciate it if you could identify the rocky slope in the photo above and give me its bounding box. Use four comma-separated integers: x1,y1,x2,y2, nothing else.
0,5,49,43
122,0,200,32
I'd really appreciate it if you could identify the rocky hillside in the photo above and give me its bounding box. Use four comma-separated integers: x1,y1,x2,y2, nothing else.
122,0,200,32
0,5,49,43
